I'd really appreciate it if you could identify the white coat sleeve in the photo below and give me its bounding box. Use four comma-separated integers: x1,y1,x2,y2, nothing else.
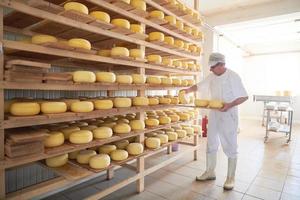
231,74,248,99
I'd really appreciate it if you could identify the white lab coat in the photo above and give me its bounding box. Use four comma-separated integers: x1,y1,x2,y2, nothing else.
197,69,247,158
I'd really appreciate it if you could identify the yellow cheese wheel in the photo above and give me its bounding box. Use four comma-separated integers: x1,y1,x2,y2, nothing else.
122,0,130,4
183,127,194,135
176,129,187,138
177,3,186,12
132,74,146,84
89,11,110,23
89,154,111,169
94,99,113,110
176,20,184,30
164,36,174,46
129,49,145,59
149,32,164,42
46,154,68,167
81,125,98,131
69,130,93,144
184,26,192,34
96,72,116,83
173,60,182,68
64,2,88,14
113,98,132,108
130,0,146,11
145,137,161,149
189,45,197,52
60,126,80,140
113,123,131,134
170,97,179,105
209,100,224,108
68,38,91,50
172,78,181,86
146,76,161,84
111,18,130,29
129,120,145,131
192,28,198,37
179,90,189,104
195,99,209,107
178,113,190,121
76,150,97,164
98,49,111,57
114,140,129,149
169,114,180,122
31,34,57,44
41,102,67,114
183,43,190,52
126,143,144,155
188,63,196,71
71,101,94,113
167,131,178,141
44,131,65,148
110,149,128,161
148,97,159,105
165,15,176,25
156,134,168,144
181,79,189,86
111,47,129,57
73,71,96,83
116,75,133,84
68,150,79,159
10,102,40,116
147,54,162,64
150,10,164,19
162,58,173,66
159,116,171,125
130,24,144,34
99,145,117,154
159,97,171,104
174,40,184,48
63,99,80,111
133,97,149,106
145,118,159,127
161,77,172,85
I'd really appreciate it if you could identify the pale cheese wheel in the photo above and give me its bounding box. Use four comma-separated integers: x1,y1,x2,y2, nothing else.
113,98,132,108
184,26,192,34
162,58,173,66
76,150,96,164
149,32,164,42
126,143,144,155
71,101,94,113
156,134,168,144
60,126,80,140
111,18,130,29
31,34,57,44
146,76,161,84
73,71,96,83
189,45,197,52
183,127,194,135
41,102,67,114
68,151,79,159
116,75,133,84
110,149,128,161
130,24,144,34
159,97,171,104
195,99,209,107
170,97,179,105
167,131,178,141
179,90,189,104
64,2,88,14
209,100,224,108
161,77,172,85
10,102,40,116
148,97,159,105
147,54,162,64
150,10,164,19
99,145,117,154
133,97,149,106
44,131,64,148
129,49,145,59
181,80,189,86
46,154,68,167
164,36,174,46
145,118,159,127
178,113,190,121
96,72,116,83
94,99,113,110
129,120,145,131
89,154,111,169
114,140,129,149
130,0,146,11
159,116,171,125
176,129,187,138
173,60,182,68
165,15,176,25
145,137,161,149
174,40,184,48
98,49,111,57
89,11,110,23
111,47,129,57
169,114,180,122
172,78,181,86
69,130,93,144
68,38,91,50
176,20,184,30
132,74,146,84
113,123,131,134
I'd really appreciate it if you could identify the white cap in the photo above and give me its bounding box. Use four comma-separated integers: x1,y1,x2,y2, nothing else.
208,52,225,67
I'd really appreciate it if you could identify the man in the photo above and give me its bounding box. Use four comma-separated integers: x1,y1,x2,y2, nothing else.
182,53,248,190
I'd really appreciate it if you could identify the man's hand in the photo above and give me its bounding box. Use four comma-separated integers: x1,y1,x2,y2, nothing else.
219,103,232,112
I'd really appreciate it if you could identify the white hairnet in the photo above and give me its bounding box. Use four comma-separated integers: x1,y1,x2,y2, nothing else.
208,53,225,67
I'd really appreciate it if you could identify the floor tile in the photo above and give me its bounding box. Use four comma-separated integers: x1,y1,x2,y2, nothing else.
280,192,300,200
252,176,284,191
242,195,263,200
246,185,281,200
283,182,300,197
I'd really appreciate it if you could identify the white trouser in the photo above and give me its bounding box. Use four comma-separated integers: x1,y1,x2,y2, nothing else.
206,110,238,158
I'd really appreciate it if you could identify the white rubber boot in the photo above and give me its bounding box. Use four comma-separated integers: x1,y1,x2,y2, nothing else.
196,153,217,181
223,158,237,190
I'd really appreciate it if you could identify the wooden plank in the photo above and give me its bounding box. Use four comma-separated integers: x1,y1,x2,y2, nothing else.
5,141,44,158
6,59,51,69
6,129,48,144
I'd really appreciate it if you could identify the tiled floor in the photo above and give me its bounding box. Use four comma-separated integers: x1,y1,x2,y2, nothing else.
44,120,300,200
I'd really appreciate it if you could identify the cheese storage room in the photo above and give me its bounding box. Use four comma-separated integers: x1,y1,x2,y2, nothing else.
0,0,299,199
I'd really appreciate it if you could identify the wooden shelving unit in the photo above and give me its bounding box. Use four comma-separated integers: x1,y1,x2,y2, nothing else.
0,0,202,199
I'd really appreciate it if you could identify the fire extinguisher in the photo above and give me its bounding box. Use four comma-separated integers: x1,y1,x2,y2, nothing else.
202,115,208,137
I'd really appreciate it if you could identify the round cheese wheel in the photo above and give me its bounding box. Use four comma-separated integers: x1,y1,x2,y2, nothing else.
76,150,96,164
99,145,117,154
63,99,80,111
145,118,159,127
80,125,98,131
126,143,144,155
41,102,67,114
73,71,96,83
159,116,171,125
129,120,145,131
31,34,57,44
130,0,146,11
170,97,179,105
172,78,181,86
209,100,224,108
64,2,88,14
68,38,91,50
44,131,64,147
114,140,129,149
156,134,168,144
110,149,128,161
94,99,113,110
159,97,171,104
181,80,189,86
71,101,94,113
113,98,132,108
167,131,178,141
174,39,184,48
184,26,192,34
68,150,79,159
133,97,149,106
146,76,161,84
89,11,110,23
161,77,172,85
96,72,116,83
192,28,198,37
149,32,164,42
111,18,130,29
148,97,159,105
46,154,68,167
150,10,164,19
162,58,173,67
189,45,197,52
98,49,111,57
69,130,93,144
195,99,209,107
173,60,182,68
116,75,133,84
179,90,189,104
164,36,174,46
113,123,131,134
89,154,111,169
111,47,129,57
169,114,180,122
178,113,190,121
165,15,176,25
60,126,80,140
147,55,162,64
145,137,161,149
130,24,144,34
10,102,40,116
176,20,184,30
129,49,145,59
132,74,146,84
183,127,194,135
176,129,187,138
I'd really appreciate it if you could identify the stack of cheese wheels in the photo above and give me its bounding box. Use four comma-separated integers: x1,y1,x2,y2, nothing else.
148,32,164,42
148,97,159,105
60,126,80,140
110,149,128,161
209,100,224,108
131,0,146,11
92,127,113,139
149,10,164,20
10,102,40,116
145,137,161,149
113,97,132,108
44,131,65,148
132,97,149,106
132,74,146,84
99,144,117,154
145,118,159,127
195,99,209,107
115,140,129,149
126,143,144,155
73,71,96,83
69,130,93,144
76,150,97,164
111,47,129,57
113,123,131,134
89,154,111,169
64,2,89,14
89,11,110,23
116,75,133,84
94,99,113,110
68,38,91,50
129,120,145,131
146,76,161,84
130,24,144,34
156,134,168,144
96,72,116,83
71,101,94,112
111,18,130,29
40,102,67,114
46,154,68,167
31,34,58,44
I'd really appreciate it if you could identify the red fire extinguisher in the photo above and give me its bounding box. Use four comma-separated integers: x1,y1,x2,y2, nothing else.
202,115,208,137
